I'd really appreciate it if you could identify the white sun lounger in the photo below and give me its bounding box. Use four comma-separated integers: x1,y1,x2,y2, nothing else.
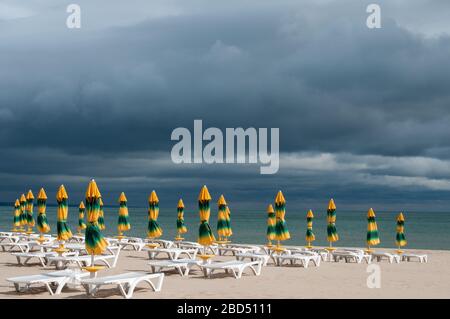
275,253,321,268
200,260,262,279
331,250,372,264
118,241,146,251
148,259,202,276
235,252,271,266
0,235,20,243
0,241,36,253
400,253,428,263
145,239,174,249
176,241,218,255
217,245,261,256
47,246,121,269
371,251,400,263
144,247,198,260
80,272,164,299
7,269,90,295
13,251,79,267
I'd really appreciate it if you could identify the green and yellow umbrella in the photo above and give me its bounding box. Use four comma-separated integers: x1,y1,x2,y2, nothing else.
198,185,215,247
326,198,339,250
305,209,315,248
147,190,163,239
266,204,276,246
56,185,72,242
366,208,380,253
175,199,187,240
217,195,231,242
36,188,50,239
77,202,87,235
19,194,27,231
396,212,407,254
85,179,108,256
13,199,21,231
225,206,233,243
25,190,35,233
98,198,106,231
117,192,131,239
274,190,290,248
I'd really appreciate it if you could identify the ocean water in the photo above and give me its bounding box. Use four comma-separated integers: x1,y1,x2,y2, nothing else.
1,206,449,250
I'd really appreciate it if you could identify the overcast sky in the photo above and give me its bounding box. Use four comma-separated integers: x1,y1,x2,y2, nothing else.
1,0,450,212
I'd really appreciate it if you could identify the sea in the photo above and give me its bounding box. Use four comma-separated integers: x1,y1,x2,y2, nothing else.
1,205,449,250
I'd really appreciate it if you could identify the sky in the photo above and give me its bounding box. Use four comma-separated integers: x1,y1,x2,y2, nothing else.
1,0,450,212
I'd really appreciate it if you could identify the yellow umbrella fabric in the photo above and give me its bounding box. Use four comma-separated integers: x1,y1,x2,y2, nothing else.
274,190,290,243
266,204,276,244
36,188,50,234
13,199,21,230
117,192,131,235
147,190,163,238
326,199,339,245
25,190,35,230
305,209,315,246
176,199,187,237
198,185,215,246
56,185,72,241
78,202,87,233
19,194,27,230
85,180,108,255
98,198,106,230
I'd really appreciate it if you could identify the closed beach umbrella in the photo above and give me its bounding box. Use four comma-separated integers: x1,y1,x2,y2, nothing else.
217,195,229,242
19,194,27,231
326,198,339,249
56,185,72,242
305,209,315,248
77,202,87,234
85,179,108,255
198,185,215,247
176,199,187,240
26,190,35,232
98,198,106,230
36,188,51,236
117,192,131,238
366,208,380,252
225,206,233,242
274,190,290,247
396,212,407,253
266,204,276,246
147,190,163,239
13,199,21,231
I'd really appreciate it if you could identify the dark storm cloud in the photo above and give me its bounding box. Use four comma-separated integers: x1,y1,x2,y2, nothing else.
1,0,450,209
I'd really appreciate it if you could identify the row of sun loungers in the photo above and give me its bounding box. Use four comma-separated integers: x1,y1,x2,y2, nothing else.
1,231,428,298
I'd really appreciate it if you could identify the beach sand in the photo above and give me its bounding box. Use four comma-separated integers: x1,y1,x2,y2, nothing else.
0,246,448,299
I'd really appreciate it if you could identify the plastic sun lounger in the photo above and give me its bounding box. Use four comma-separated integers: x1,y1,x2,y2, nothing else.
13,251,79,267
331,250,372,264
0,241,34,253
217,246,261,256
145,239,174,249
118,241,146,251
176,241,218,255
400,253,428,263
81,272,164,299
371,251,400,263
7,270,90,295
235,252,271,266
148,259,202,276
200,260,262,279
47,246,121,269
275,253,321,268
145,247,198,260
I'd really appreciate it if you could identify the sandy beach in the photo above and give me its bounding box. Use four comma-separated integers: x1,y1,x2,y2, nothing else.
0,246,448,299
